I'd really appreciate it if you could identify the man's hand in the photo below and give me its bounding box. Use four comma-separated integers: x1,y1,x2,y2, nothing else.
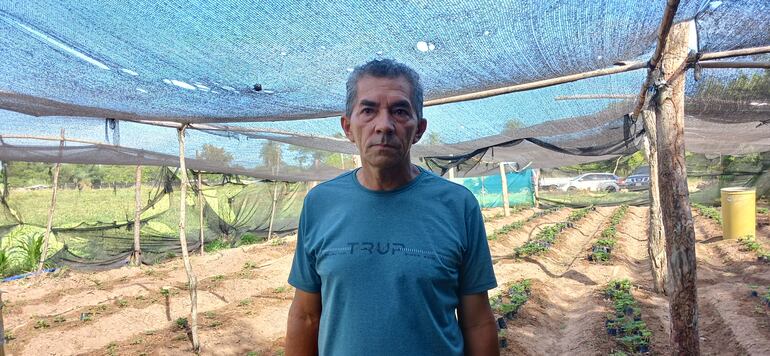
458,292,499,356
286,289,322,356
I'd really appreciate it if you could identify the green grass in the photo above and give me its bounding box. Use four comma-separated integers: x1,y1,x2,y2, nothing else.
539,191,645,206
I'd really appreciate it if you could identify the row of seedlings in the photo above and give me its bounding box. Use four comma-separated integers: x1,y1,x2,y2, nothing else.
738,235,770,263
693,203,770,262
490,279,532,349
692,203,723,225
604,279,653,354
514,207,594,257
487,207,561,241
588,205,629,263
484,205,525,224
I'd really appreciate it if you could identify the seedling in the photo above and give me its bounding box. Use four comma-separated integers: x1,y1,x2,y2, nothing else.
160,287,171,297
34,319,50,329
175,317,189,330
53,315,66,323
116,299,129,307
273,286,288,293
243,261,259,270
239,298,252,307
106,342,118,356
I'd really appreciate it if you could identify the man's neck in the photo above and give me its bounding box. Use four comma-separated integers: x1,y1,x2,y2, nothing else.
356,162,421,191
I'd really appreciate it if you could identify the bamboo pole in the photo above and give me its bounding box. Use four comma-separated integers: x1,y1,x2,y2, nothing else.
197,172,205,256
641,111,667,295
132,165,142,266
176,125,200,351
499,163,510,217
448,167,455,180
38,129,64,272
1,162,8,200
698,61,770,69
698,45,770,61
554,94,636,100
655,22,700,355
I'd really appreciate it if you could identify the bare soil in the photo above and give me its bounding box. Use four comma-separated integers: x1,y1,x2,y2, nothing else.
4,207,770,355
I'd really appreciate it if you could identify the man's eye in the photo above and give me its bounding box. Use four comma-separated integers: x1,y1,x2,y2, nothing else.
394,109,410,116
361,108,375,114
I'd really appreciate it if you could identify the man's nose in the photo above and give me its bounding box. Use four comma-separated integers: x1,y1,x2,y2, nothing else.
373,109,395,135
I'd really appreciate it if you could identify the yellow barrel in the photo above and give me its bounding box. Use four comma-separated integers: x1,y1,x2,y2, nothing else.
720,187,756,239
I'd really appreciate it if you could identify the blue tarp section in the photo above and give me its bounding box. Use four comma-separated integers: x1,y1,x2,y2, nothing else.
453,169,534,208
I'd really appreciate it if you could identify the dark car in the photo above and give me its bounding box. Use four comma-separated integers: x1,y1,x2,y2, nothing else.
624,166,650,191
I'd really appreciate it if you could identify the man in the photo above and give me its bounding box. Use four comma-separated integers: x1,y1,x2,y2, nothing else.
286,59,499,356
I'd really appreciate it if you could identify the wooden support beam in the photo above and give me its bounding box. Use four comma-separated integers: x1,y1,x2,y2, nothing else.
698,61,770,69
132,165,142,266
532,168,540,208
642,111,667,295
655,22,700,355
698,45,770,61
267,181,279,240
499,163,510,217
197,172,205,256
448,167,455,180
632,0,683,119
0,290,6,356
38,129,64,272
176,125,200,351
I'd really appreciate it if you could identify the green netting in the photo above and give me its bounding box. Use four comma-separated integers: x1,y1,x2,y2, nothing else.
451,168,534,208
537,151,770,208
0,165,305,275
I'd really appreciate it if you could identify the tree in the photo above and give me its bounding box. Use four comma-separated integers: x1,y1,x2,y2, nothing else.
502,118,525,136
196,144,234,167
260,141,283,173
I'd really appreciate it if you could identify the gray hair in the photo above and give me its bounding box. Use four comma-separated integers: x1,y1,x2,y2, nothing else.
345,59,424,120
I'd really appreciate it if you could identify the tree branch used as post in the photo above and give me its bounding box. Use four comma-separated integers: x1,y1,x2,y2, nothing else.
38,129,64,272
448,167,456,180
642,111,667,295
654,22,700,355
197,172,205,256
176,125,200,351
499,163,510,216
0,289,6,356
132,165,142,266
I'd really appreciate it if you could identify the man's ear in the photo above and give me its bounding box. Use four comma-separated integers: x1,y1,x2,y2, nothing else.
341,115,355,142
413,118,428,143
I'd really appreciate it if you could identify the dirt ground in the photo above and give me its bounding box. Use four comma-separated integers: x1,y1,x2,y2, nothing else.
3,206,770,355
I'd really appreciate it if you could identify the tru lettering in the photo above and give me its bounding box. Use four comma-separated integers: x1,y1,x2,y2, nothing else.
347,242,405,255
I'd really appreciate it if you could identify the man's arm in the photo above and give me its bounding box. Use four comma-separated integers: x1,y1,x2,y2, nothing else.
286,289,322,356
458,292,499,356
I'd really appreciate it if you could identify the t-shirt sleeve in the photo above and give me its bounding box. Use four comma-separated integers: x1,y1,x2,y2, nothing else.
459,199,497,295
288,202,322,293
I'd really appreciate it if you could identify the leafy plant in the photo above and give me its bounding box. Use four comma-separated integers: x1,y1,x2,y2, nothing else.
692,203,723,224
204,239,230,252
491,279,531,318
237,233,264,246
758,207,769,215
175,317,189,330
34,319,50,329
116,299,129,307
604,279,652,353
589,205,628,263
13,232,45,272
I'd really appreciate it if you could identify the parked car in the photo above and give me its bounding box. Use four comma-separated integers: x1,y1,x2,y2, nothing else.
624,166,650,191
559,173,621,193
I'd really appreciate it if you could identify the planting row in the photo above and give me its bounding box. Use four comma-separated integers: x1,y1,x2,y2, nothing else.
692,203,770,262
588,205,629,263
604,279,653,354
514,207,594,257
487,207,560,241
749,285,770,307
692,203,723,225
490,279,532,349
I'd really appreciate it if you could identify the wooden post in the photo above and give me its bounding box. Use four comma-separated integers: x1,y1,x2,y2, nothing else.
0,290,5,356
1,162,8,200
132,165,142,266
642,111,667,295
38,129,64,272
267,181,279,240
532,168,540,208
197,172,205,256
353,154,362,168
176,125,200,351
654,22,699,355
499,163,510,216
448,167,455,180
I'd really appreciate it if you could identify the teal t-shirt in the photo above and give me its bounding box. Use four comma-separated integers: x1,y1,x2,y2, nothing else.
288,167,497,356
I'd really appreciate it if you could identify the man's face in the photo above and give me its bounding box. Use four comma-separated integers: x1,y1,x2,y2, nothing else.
341,75,427,169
